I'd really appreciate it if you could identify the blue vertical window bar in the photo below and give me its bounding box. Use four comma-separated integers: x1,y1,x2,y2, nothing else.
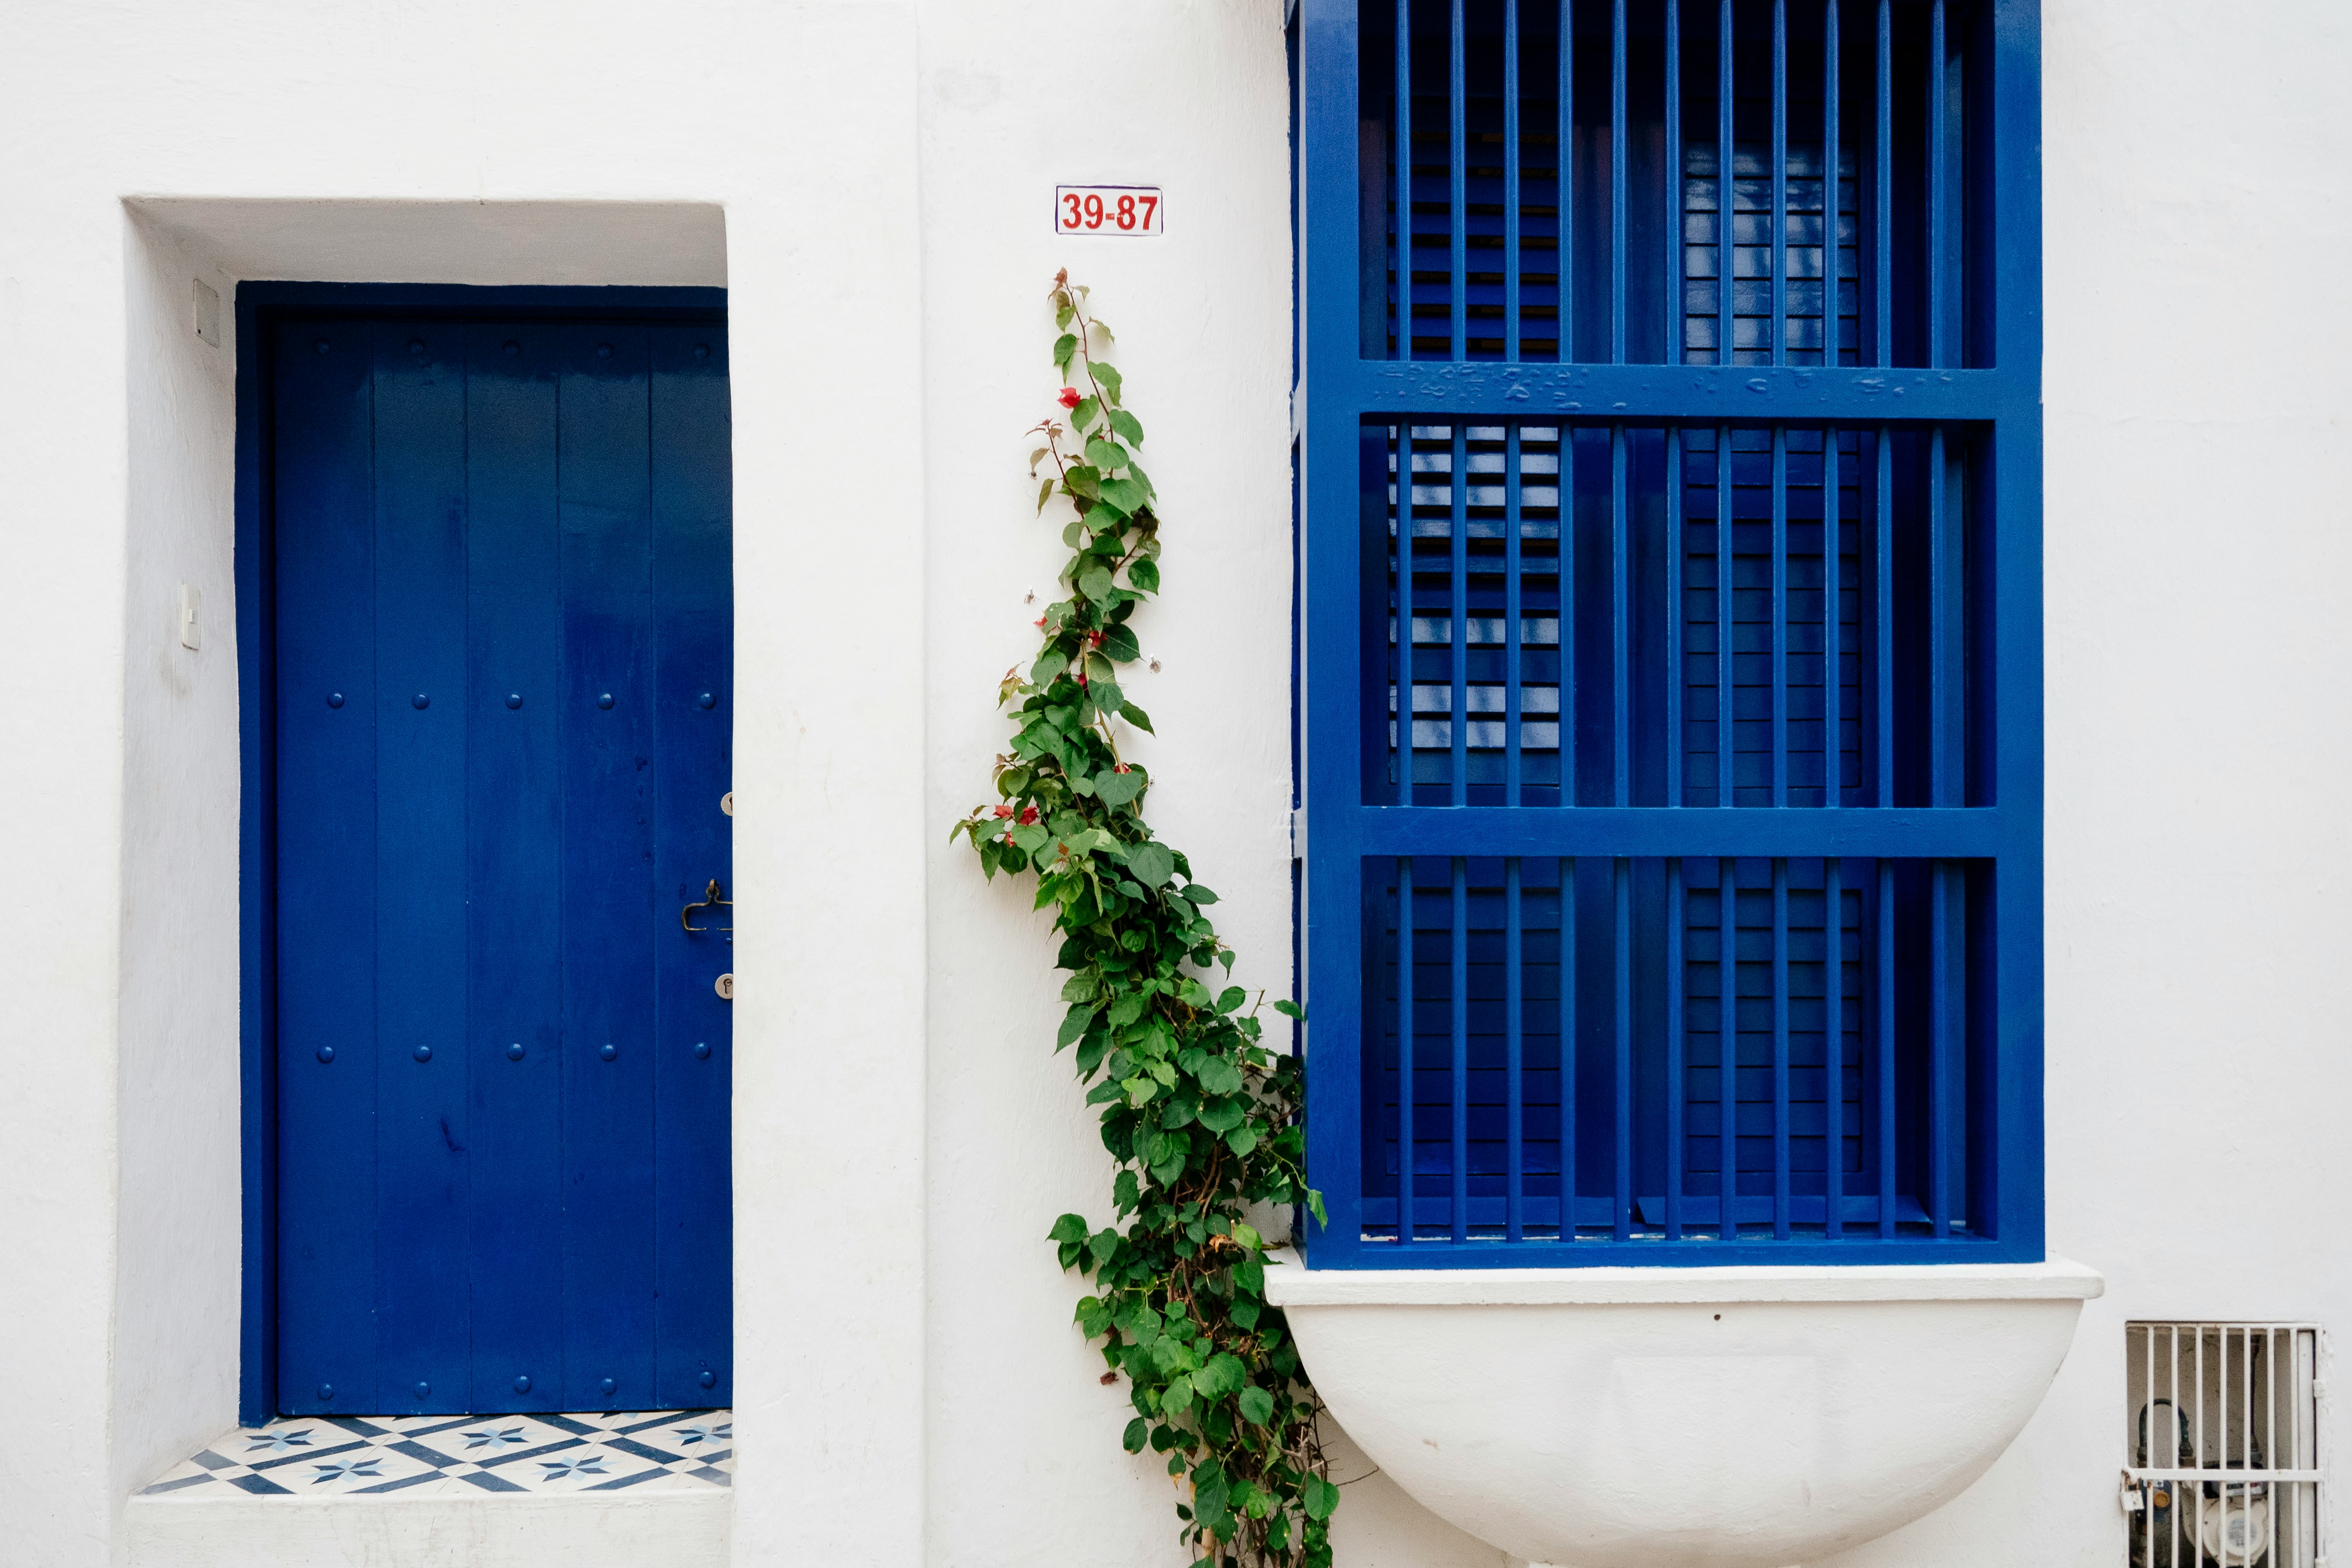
1303,0,2039,1264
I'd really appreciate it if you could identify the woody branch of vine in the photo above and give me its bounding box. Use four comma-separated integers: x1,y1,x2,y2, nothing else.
950,272,1338,1568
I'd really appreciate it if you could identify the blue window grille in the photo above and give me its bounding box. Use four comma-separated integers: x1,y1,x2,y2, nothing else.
1294,0,2040,1264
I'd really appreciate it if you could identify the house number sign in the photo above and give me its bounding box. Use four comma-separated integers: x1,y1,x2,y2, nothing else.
1055,185,1162,236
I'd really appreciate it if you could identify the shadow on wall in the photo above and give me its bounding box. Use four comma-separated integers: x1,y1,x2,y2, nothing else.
1323,1420,1509,1568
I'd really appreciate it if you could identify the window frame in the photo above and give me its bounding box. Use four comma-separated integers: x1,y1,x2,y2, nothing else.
1292,0,2042,1268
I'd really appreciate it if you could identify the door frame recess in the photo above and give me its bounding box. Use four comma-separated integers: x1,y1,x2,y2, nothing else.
234,283,728,1424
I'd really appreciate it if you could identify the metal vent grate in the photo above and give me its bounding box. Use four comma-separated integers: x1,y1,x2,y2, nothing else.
2125,1323,2322,1568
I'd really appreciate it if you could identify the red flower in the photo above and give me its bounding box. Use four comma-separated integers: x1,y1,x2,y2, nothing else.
1114,764,1132,774
993,805,1015,819
1088,631,1104,647
1019,806,1040,825
1057,387,1083,409
1034,614,1047,628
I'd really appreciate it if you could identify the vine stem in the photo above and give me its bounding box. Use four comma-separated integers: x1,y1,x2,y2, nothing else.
961,272,1334,1567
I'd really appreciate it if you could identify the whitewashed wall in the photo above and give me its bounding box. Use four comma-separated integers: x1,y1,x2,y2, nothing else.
0,0,2347,1565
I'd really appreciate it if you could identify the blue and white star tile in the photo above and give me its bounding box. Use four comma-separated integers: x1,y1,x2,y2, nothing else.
139,1410,735,1499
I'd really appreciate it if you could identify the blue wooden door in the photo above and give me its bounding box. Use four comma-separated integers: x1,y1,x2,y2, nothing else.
273,315,732,1415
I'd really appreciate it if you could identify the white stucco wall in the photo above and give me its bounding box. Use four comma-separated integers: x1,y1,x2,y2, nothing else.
3,0,2350,1565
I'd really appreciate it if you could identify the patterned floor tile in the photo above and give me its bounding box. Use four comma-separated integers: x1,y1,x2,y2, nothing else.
140,1411,733,1499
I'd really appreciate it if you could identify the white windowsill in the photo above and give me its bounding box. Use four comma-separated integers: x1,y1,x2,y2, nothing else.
1265,1254,2107,1306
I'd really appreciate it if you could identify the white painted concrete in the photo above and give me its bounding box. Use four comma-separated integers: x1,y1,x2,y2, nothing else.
911,2,1342,1564
1276,1262,2100,1568
3,0,2350,1566
2,5,926,1566
123,1489,729,1568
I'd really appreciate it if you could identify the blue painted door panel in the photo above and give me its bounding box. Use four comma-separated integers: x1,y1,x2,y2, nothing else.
274,316,732,1416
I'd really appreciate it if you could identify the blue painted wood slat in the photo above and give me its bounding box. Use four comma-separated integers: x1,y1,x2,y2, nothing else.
556,325,660,1408
371,324,472,1412
463,322,567,1412
275,320,380,1412
650,325,735,1409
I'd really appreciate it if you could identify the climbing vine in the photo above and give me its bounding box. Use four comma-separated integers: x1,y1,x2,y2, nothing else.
951,272,1338,1567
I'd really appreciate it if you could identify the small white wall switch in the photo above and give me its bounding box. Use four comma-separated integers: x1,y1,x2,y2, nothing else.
192,278,221,348
179,583,201,650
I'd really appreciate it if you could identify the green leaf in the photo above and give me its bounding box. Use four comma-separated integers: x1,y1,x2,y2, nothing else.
1272,999,1305,1020
1124,841,1174,887
1093,363,1124,404
1195,1096,1245,1133
1099,623,1141,663
1098,476,1148,514
1032,651,1068,686
1228,1299,1261,1330
1048,1213,1090,1244
1057,1004,1097,1049
1036,478,1054,514
1236,1386,1274,1426
1091,680,1124,715
1197,1353,1247,1398
1196,1055,1244,1096
1093,769,1144,807
1149,1138,1189,1186
1303,1474,1340,1521
1085,652,1116,685
1110,408,1146,446
1088,1227,1122,1269
1115,1298,1163,1344
1063,465,1100,500
1223,1124,1261,1158
1079,567,1114,602
1086,438,1126,472
1161,1373,1196,1417
1215,985,1247,1014
1127,556,1161,593
1072,395,1100,432
1054,333,1078,369
1120,701,1155,734
1122,1416,1149,1453
1180,883,1218,905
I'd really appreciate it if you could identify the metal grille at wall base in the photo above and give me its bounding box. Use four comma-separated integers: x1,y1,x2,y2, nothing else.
2124,1326,2318,1568
1295,0,2039,1263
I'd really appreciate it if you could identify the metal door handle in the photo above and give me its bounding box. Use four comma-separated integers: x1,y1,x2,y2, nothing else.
682,879,731,934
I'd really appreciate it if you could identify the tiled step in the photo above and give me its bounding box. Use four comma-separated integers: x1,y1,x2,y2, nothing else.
127,1410,733,1568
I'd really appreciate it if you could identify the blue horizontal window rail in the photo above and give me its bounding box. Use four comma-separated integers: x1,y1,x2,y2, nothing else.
1295,0,2039,1265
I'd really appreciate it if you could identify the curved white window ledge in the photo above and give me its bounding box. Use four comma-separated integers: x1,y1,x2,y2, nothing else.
1269,1257,2102,1568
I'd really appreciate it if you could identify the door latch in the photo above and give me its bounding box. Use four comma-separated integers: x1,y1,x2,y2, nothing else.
682,879,731,934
